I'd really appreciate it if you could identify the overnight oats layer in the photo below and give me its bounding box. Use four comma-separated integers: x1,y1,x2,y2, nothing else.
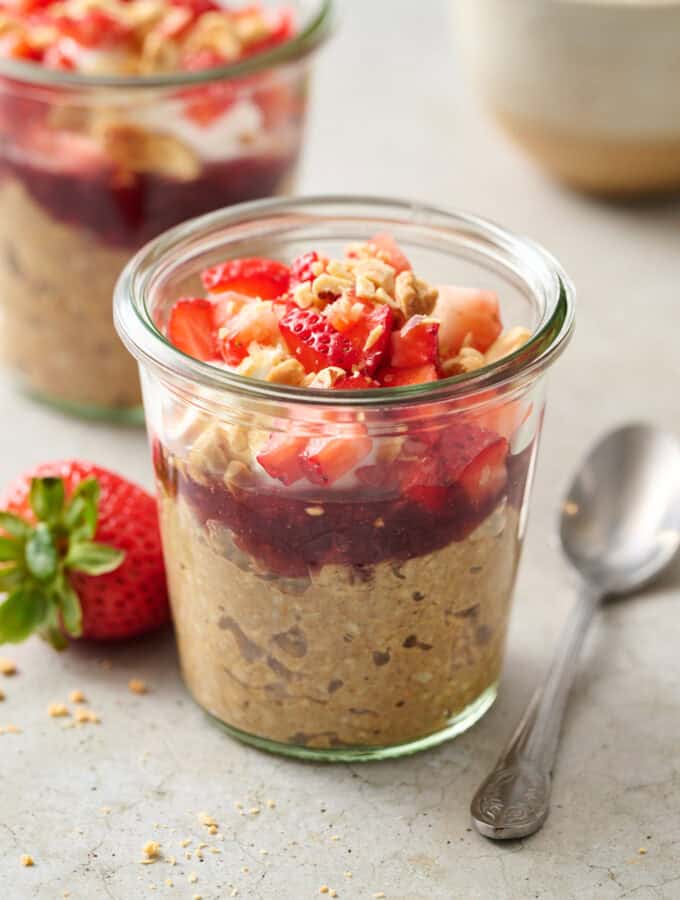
0,0,331,417
114,198,574,759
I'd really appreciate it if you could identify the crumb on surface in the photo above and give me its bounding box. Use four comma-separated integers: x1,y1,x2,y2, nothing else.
266,799,276,809
249,807,260,816
142,841,161,860
0,723,22,735
164,878,173,887
344,871,352,878
48,703,70,718
0,658,17,676
330,892,337,898
180,839,192,848
128,678,148,695
74,708,100,725
188,873,198,883
69,690,86,703
20,855,33,867
241,866,249,874
639,847,648,855
319,888,329,895
198,812,217,827
374,893,386,899
166,855,176,866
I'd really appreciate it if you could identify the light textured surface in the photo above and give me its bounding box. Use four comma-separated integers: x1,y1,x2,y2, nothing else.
2,1,680,898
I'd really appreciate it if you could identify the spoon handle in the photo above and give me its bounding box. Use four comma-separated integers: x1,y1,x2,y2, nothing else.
470,582,600,839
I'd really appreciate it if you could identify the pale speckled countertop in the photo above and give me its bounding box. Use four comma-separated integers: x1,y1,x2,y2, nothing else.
2,1,680,898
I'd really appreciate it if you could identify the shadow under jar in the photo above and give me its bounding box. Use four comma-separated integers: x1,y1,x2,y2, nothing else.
0,0,331,422
114,196,574,761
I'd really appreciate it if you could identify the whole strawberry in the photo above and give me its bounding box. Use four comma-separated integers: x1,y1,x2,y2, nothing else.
0,461,169,647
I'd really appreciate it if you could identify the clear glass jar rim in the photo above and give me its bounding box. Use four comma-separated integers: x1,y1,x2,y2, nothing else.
114,194,575,408
0,0,332,91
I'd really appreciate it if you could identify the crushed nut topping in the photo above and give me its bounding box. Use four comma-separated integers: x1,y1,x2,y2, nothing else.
20,855,34,867
69,690,86,704
394,270,438,319
48,703,70,718
0,658,17,676
143,841,161,860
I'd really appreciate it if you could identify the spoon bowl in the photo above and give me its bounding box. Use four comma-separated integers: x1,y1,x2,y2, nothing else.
560,423,680,595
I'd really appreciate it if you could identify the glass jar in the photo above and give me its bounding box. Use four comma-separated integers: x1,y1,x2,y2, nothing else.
0,0,332,422
114,196,575,761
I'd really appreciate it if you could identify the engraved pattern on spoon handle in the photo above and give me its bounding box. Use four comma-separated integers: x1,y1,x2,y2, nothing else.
471,582,600,839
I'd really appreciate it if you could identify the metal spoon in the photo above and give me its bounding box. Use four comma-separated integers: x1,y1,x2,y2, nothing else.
471,423,680,840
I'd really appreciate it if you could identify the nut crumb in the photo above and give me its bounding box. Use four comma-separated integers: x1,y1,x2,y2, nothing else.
164,878,173,887
249,807,261,816
305,506,325,517
344,871,353,878
142,841,161,860
128,678,148,695
639,847,648,855
166,855,176,866
241,866,249,874
235,802,244,810
266,799,276,809
74,708,100,725
0,658,17,676
184,852,192,861
180,839,192,848
319,888,329,895
48,703,70,718
330,835,340,842
0,723,22,735
20,854,33,867
374,893,386,899
330,892,337,898
198,812,217,827
188,872,198,883
69,690,86,704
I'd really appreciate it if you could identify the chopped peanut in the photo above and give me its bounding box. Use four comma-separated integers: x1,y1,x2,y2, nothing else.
0,658,17,676
128,679,148,695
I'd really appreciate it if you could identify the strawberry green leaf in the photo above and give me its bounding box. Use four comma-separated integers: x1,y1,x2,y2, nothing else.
66,541,124,576
0,511,31,540
64,478,99,541
0,536,22,562
56,580,82,638
0,587,47,643
30,477,65,523
25,523,58,581
39,602,70,650
0,565,24,592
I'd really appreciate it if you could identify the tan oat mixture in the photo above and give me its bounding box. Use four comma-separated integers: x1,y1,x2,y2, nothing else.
161,496,520,748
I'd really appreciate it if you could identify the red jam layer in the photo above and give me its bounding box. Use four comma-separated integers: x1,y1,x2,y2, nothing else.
155,441,535,579
1,151,296,249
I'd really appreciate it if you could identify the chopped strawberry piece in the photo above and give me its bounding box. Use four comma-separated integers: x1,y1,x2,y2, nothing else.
435,285,502,358
378,364,440,387
290,251,323,286
242,7,295,56
279,306,358,374
333,374,380,390
0,33,43,61
344,301,393,376
217,299,280,366
170,0,219,16
256,434,308,486
390,315,440,369
439,423,508,507
167,298,219,362
302,429,373,485
54,11,131,48
398,457,447,512
43,41,76,70
370,233,411,273
202,257,290,300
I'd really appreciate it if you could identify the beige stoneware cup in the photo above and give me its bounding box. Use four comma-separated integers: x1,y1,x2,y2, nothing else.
453,0,680,196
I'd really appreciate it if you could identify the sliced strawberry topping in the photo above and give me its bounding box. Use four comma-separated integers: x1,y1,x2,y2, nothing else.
256,434,308,486
390,315,440,369
242,7,295,55
400,458,448,513
370,233,411,273
54,11,131,48
217,299,280,365
279,306,358,374
333,374,380,390
378,364,440,387
435,285,502,358
302,429,373,485
202,257,290,300
344,301,393,376
167,298,219,362
290,251,323,286
439,423,508,508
